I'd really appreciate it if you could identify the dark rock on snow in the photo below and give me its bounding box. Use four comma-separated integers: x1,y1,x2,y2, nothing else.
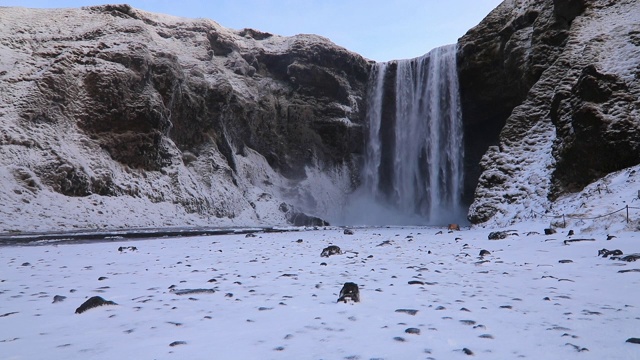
337,282,360,303
395,309,418,316
598,248,623,258
321,245,341,257
611,254,640,262
75,296,117,314
171,288,215,295
405,327,421,335
488,231,514,240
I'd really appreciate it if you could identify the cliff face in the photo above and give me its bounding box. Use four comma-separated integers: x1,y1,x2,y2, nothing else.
458,0,640,225
0,5,370,231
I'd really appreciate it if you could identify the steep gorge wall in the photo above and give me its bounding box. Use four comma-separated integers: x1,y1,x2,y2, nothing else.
0,5,370,230
458,0,640,224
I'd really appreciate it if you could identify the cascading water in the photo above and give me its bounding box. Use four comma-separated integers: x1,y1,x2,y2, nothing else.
353,44,464,225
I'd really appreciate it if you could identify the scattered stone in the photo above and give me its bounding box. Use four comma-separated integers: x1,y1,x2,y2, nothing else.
245,233,256,238
337,282,360,303
611,253,640,262
460,320,476,325
118,246,137,252
296,239,303,243
568,230,574,236
488,231,517,240
565,343,589,352
20,262,30,267
98,276,108,281
274,346,285,351
258,307,273,311
320,262,327,266
435,231,443,235
544,228,556,235
500,305,512,309
405,328,420,335
479,334,494,339
52,295,66,303
618,269,640,273
564,238,595,244
376,240,393,246
395,309,418,316
462,348,474,355
559,259,573,264
626,338,640,344
607,235,617,240
408,280,424,285
0,312,18,317
343,229,354,235
435,306,446,310
207,278,217,283
321,245,341,257
75,296,117,314
393,336,406,342
448,224,461,231
599,248,623,258
169,341,187,347
479,249,491,257
171,288,215,295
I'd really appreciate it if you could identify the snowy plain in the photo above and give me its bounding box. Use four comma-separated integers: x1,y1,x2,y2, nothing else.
1,221,639,360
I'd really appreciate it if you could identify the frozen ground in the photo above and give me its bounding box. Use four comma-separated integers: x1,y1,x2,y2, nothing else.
1,224,639,360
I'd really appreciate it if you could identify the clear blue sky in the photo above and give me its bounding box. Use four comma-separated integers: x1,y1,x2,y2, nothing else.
1,0,503,61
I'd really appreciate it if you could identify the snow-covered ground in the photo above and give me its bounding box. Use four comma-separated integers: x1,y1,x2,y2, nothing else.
1,223,639,360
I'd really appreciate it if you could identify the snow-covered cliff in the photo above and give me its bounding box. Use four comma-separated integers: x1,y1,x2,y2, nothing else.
0,5,369,231
459,0,640,228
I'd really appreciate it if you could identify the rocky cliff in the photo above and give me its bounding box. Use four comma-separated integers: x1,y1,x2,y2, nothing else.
0,5,369,231
459,0,640,225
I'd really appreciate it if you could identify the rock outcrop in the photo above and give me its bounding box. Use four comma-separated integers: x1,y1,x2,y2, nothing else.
459,0,640,224
0,5,369,230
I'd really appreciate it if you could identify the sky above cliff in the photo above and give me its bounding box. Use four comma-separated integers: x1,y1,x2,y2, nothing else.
3,0,503,61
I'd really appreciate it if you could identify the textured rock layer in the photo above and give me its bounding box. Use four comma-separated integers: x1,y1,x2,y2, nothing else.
0,5,369,230
459,0,640,224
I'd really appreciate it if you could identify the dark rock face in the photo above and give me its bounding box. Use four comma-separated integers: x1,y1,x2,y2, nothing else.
0,5,370,227
461,0,640,224
550,64,640,197
458,0,577,207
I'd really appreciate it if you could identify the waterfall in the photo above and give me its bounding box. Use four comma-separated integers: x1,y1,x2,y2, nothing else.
356,44,464,225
